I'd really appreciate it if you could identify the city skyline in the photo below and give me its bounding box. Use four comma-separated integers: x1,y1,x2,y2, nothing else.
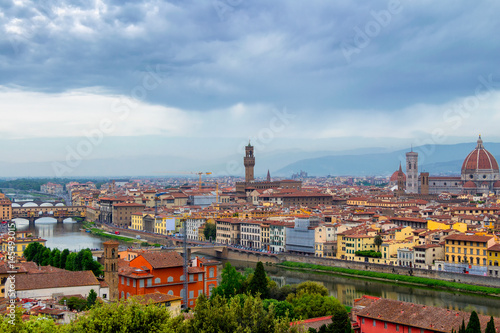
1,1,500,177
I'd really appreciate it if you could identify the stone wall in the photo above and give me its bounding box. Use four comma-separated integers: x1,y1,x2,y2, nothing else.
282,254,500,288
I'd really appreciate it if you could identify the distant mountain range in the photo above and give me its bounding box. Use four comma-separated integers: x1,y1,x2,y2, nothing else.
1,141,498,178
274,142,500,177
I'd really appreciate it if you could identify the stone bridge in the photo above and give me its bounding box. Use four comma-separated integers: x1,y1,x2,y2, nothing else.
12,205,85,225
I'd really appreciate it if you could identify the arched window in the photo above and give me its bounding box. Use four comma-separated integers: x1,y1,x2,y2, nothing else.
126,292,130,299
180,275,185,281
180,289,185,298
167,276,173,283
121,291,124,299
476,257,480,265
495,261,498,266
168,290,174,296
155,278,161,284
208,284,215,296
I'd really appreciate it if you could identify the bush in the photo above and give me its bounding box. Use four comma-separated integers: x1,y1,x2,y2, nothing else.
355,250,382,258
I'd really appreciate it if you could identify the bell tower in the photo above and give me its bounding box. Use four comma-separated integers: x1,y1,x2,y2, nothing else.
244,142,255,183
103,240,119,301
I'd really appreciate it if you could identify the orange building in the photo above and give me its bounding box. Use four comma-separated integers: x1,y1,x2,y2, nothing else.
118,251,219,308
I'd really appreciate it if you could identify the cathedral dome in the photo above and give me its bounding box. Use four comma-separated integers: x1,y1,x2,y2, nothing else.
461,135,499,172
493,180,500,188
389,169,405,182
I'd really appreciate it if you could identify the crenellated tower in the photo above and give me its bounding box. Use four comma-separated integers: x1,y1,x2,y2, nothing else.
244,142,255,182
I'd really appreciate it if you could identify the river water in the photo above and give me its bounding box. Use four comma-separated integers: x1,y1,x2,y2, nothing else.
13,218,500,317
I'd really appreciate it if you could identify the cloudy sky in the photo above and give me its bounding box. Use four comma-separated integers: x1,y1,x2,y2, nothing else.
1,0,500,177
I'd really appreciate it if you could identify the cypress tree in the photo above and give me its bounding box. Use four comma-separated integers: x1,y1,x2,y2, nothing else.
466,311,481,333
485,316,495,333
248,261,269,298
459,318,466,333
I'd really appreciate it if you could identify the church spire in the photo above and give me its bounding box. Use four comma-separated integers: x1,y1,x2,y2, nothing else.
267,169,271,182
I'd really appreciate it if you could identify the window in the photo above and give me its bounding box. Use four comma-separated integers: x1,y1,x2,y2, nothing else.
396,324,399,331
362,318,365,324
373,319,376,327
199,273,203,281
121,277,124,284
133,280,136,287
180,275,185,281
168,290,174,296
126,292,130,299
189,290,194,298
140,279,144,288
121,291,124,298
127,278,129,286
147,278,152,287
199,289,203,296
103,293,107,299
209,268,215,278
168,276,173,282
409,328,411,333
384,322,387,329
189,274,194,282
155,278,161,284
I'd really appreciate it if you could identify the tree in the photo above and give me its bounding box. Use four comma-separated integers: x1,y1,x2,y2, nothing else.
203,222,217,242
466,311,481,333
40,247,52,266
59,249,70,269
485,316,495,333
62,296,88,311
374,235,383,252
182,293,298,333
65,298,179,333
211,262,245,298
248,261,269,299
329,305,351,333
459,318,466,333
50,249,61,267
65,252,77,271
74,249,84,271
87,289,98,309
290,294,345,320
295,281,328,297
23,242,44,261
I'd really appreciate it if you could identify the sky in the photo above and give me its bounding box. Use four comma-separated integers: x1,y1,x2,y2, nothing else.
1,0,500,177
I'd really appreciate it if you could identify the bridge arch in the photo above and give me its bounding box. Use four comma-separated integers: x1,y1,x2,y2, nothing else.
23,202,38,207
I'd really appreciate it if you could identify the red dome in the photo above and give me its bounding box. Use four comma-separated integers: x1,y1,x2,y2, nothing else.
390,170,406,182
462,136,499,172
494,180,500,188
463,181,476,188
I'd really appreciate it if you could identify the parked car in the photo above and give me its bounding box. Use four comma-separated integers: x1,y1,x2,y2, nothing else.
115,231,120,235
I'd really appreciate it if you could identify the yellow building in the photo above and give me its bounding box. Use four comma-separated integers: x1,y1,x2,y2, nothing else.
427,220,467,233
131,213,145,231
0,231,46,258
445,234,496,266
487,243,500,266
132,293,182,317
0,193,12,221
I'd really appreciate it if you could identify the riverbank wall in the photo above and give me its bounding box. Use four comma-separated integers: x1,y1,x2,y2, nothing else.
281,255,500,288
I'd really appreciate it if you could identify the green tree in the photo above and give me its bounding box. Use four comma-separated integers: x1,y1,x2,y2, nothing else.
295,281,328,297
23,242,44,261
87,289,98,309
329,305,351,333
459,318,466,333
0,306,59,333
40,247,52,266
62,296,88,312
65,298,179,333
50,248,61,267
59,249,70,269
74,249,85,271
485,316,495,333
263,299,294,319
466,311,481,333
182,293,298,333
290,294,344,320
248,261,269,298
211,262,245,298
65,252,77,271
203,222,217,242
374,235,383,252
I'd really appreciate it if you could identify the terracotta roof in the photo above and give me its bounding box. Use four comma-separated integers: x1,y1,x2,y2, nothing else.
15,271,99,290
132,292,182,304
445,234,494,242
137,251,184,269
462,136,499,172
356,297,500,332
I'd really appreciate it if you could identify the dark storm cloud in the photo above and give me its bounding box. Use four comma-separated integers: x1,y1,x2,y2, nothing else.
0,0,499,113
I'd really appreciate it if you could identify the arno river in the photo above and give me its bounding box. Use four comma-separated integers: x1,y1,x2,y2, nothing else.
14,218,500,317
